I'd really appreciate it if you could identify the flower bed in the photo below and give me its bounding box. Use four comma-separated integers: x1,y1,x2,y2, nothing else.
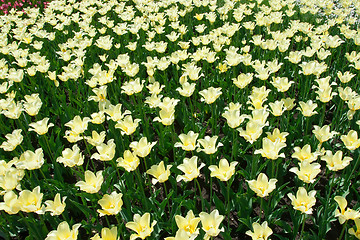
1,0,360,239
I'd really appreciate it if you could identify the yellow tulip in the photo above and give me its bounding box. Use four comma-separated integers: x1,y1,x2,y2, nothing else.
349,218,360,239
91,139,116,161
287,187,316,214
64,115,91,135
247,173,277,198
199,209,224,240
146,161,172,184
29,118,54,135
291,144,319,163
197,136,223,155
116,150,140,172
266,128,288,143
254,138,286,160
269,100,286,116
45,221,81,240
334,196,360,224
104,103,131,122
313,125,338,144
85,131,106,146
199,87,222,104
18,186,45,214
246,221,273,240
321,150,352,171
289,161,321,183
91,227,118,240
126,212,157,240
164,229,193,240
115,115,141,135
75,170,103,194
176,82,196,97
97,191,123,216
237,120,265,144
14,148,45,170
153,108,175,126
174,210,200,238
209,158,238,182
174,131,199,151
0,191,20,214
130,137,157,158
270,76,294,92
23,93,42,116
176,156,205,182
56,145,84,168
340,130,360,150
297,100,318,117
45,193,66,216
0,129,23,152
121,78,144,95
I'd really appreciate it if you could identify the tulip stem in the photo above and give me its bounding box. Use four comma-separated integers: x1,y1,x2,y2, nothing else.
231,130,236,162
226,180,231,231
83,136,95,171
135,168,148,209
209,154,214,208
163,182,171,213
299,214,306,240
195,178,205,211
338,220,348,240
43,134,55,163
260,197,264,220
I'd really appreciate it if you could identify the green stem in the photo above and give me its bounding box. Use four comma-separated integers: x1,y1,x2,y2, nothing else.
260,197,264,220
135,168,148,208
20,212,43,239
231,130,236,162
338,220,348,240
226,180,231,230
299,214,306,240
271,160,275,178
83,135,96,171
209,154,214,208
163,182,171,214
195,178,205,211
211,103,216,135
319,171,336,238
44,135,55,163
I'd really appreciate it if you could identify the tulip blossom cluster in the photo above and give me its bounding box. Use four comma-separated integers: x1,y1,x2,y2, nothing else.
1,0,360,239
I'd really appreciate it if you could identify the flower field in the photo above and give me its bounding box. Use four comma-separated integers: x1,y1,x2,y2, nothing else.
1,0,360,239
